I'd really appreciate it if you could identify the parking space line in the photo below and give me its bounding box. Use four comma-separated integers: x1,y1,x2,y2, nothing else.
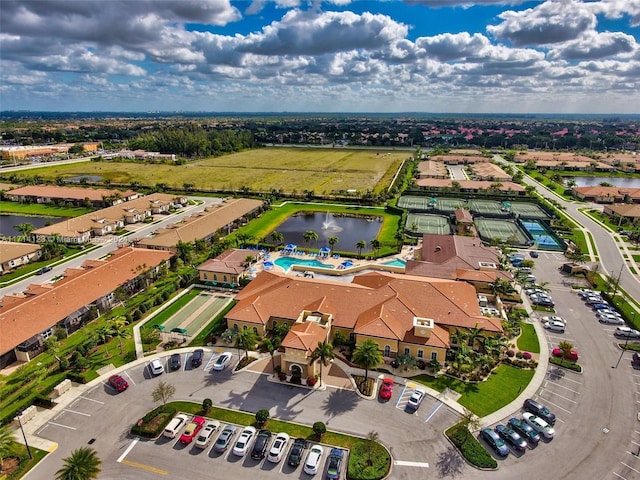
78,395,104,404
47,421,76,430
631,440,640,446
124,371,136,386
62,408,91,417
393,460,429,467
544,381,581,394
424,402,443,423
540,389,577,404
204,353,217,371
621,461,640,474
120,460,168,476
536,395,572,414
183,353,188,371
613,472,626,479
395,385,409,409
117,438,139,462
555,375,582,386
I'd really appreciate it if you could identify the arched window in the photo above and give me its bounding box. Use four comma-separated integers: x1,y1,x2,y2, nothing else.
253,327,258,335
383,345,391,357
417,350,424,358
243,325,247,330
233,324,238,331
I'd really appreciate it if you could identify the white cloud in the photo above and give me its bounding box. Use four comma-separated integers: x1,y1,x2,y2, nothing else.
547,30,637,60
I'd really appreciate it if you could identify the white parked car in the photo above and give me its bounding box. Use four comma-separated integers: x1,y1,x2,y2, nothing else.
542,315,566,325
232,426,257,456
303,444,325,475
597,312,625,325
615,326,640,338
407,388,426,411
523,412,555,439
267,432,291,463
149,358,165,375
543,321,565,333
212,352,233,371
195,420,220,449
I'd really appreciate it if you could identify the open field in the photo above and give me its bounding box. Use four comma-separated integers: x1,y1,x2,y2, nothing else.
3,148,406,195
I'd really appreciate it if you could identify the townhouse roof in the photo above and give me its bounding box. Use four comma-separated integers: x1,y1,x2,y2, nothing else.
414,179,525,192
534,160,614,170
471,163,512,180
430,155,489,163
0,183,17,191
32,193,179,238
605,203,640,218
416,160,448,177
280,321,328,353
0,241,41,264
0,247,172,355
137,198,263,249
6,185,138,202
454,209,473,223
514,152,595,163
226,270,503,345
198,248,259,275
572,186,626,198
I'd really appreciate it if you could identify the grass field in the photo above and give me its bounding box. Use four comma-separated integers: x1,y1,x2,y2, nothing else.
4,148,407,195
0,201,93,217
517,323,541,353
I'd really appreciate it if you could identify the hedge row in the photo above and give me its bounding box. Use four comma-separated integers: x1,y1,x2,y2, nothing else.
446,424,498,469
549,357,582,372
130,405,177,438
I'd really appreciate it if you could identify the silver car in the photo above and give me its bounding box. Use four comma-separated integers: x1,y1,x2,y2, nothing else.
615,326,640,338
597,312,625,325
543,321,565,333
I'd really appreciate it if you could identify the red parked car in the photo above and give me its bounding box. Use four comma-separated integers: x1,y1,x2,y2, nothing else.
552,348,579,361
379,378,394,401
179,416,206,444
108,374,129,392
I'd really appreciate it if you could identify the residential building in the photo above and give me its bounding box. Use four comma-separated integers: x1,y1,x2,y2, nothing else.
197,248,263,287
471,163,512,182
6,185,139,207
0,242,42,274
416,160,448,179
0,143,99,161
603,204,640,223
0,246,173,368
414,178,526,194
571,186,626,203
225,270,503,379
137,198,263,252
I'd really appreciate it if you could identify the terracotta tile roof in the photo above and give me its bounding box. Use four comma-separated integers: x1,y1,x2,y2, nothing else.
0,183,18,191
471,163,512,180
0,242,41,264
0,247,172,355
7,185,138,202
198,248,258,275
137,198,263,249
572,186,625,198
226,270,503,346
280,321,328,353
402,324,450,348
414,179,525,192
454,209,473,223
605,203,640,218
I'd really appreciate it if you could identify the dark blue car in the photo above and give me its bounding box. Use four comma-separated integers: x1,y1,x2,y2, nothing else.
480,427,509,457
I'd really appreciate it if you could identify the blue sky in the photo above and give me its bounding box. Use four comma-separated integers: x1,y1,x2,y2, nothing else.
1,0,639,113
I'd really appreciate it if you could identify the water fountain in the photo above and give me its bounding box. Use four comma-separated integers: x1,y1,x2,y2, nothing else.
322,212,343,232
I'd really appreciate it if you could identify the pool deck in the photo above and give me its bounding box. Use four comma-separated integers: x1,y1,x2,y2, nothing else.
254,245,418,278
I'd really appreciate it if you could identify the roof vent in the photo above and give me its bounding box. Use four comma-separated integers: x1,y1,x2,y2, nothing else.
435,245,441,252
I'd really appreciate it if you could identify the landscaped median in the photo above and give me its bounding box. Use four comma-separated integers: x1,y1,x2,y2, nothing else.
132,400,391,480
445,422,497,469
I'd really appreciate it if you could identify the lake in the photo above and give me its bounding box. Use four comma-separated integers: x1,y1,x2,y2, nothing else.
0,214,64,238
569,176,640,188
273,212,382,252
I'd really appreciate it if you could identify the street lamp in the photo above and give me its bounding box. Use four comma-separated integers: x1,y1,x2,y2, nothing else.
16,413,33,460
613,316,633,369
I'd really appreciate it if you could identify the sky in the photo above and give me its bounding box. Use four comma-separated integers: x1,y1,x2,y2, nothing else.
1,0,639,114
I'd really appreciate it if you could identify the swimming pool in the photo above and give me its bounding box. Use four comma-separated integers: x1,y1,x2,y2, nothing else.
381,258,406,268
520,220,564,250
274,257,335,272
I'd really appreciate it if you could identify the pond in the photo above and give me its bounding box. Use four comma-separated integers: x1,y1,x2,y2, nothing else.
0,214,63,237
273,212,382,252
569,176,640,188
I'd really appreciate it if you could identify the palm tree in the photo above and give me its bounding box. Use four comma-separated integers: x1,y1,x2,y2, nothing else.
365,431,380,466
260,337,281,374
55,447,102,480
355,240,366,259
352,340,382,381
270,230,284,248
369,239,381,259
466,324,485,351
303,230,318,249
95,324,114,357
0,425,17,471
13,223,35,238
309,341,335,387
327,236,339,252
176,241,193,264
394,230,405,249
235,328,258,361
112,317,130,354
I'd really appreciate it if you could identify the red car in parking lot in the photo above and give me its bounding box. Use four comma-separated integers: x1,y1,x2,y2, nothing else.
379,378,394,401
179,416,206,444
108,374,129,392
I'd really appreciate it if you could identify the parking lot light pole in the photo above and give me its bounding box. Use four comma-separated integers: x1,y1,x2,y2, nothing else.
16,413,33,460
613,333,630,369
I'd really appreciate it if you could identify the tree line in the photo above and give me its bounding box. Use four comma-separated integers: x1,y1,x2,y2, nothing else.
127,124,256,158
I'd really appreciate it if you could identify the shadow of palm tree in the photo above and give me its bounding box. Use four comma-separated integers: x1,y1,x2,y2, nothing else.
547,367,565,381
321,389,360,424
435,447,465,478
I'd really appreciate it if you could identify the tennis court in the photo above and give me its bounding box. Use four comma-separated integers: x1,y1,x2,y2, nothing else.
520,220,564,250
510,202,550,219
398,195,465,212
475,218,530,245
469,200,504,215
436,197,466,212
406,214,451,235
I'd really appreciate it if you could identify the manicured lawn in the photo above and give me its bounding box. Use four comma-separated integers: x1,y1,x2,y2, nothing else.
517,323,540,353
414,364,535,417
143,288,202,330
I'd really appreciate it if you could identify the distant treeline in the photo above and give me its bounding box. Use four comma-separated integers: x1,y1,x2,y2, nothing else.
127,124,256,157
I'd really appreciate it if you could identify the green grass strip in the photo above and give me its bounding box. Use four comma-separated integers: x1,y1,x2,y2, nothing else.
517,323,540,353
143,289,201,330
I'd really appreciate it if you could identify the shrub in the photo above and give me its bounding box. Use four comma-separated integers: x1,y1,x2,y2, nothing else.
522,351,532,360
202,398,212,413
515,351,523,359
446,424,497,469
506,350,515,358
255,409,270,427
278,371,287,381
307,376,317,387
313,421,326,439
130,405,177,438
549,357,582,372
416,360,426,370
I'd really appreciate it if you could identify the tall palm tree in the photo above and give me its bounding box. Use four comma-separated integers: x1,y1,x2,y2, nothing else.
352,340,382,381
466,324,485,351
95,324,114,357
309,341,335,387
112,317,130,354
270,230,284,248
327,236,339,252
303,230,318,249
0,425,17,470
55,447,102,480
234,328,258,361
13,223,35,238
355,240,366,259
369,239,381,259
260,337,281,374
